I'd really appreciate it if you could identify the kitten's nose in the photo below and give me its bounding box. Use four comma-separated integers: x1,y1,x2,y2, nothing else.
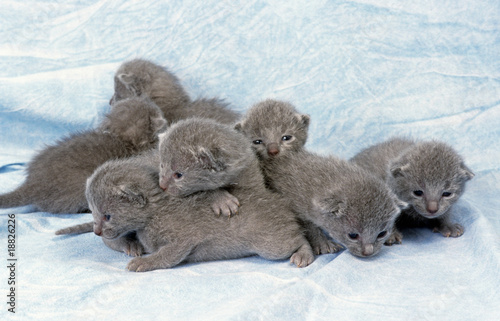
361,244,374,256
267,143,280,156
426,201,439,214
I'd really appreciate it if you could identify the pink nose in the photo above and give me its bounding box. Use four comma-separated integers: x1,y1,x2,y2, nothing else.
426,201,439,214
267,143,280,156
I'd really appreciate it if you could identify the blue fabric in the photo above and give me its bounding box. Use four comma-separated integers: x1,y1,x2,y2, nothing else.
1,0,499,319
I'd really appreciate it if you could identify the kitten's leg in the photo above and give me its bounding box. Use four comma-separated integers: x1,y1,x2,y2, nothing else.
254,233,315,268
103,233,146,257
208,189,240,217
127,242,193,272
302,220,343,254
384,226,403,246
432,211,464,237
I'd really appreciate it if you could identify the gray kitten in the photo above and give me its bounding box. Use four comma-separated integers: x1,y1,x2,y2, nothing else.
111,58,240,124
262,150,407,257
351,137,474,244
234,99,341,254
234,99,310,161
0,98,166,213
58,120,315,271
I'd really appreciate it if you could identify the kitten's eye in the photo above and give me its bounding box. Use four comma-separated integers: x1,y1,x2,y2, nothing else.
104,215,111,221
253,140,263,145
281,135,292,141
442,192,452,197
160,163,164,169
173,172,183,179
377,231,387,239
413,190,424,197
348,233,359,240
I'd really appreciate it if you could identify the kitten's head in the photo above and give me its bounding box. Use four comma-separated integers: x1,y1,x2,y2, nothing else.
235,99,310,161
158,118,253,197
110,58,189,106
388,141,474,219
100,97,166,149
86,159,162,239
312,170,407,257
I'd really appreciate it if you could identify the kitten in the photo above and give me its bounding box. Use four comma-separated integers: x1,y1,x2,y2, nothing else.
110,58,190,121
263,150,407,257
235,99,341,254
351,137,474,244
59,120,316,271
234,99,310,162
0,97,166,213
111,58,240,124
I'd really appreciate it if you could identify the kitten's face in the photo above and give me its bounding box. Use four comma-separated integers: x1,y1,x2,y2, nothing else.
157,119,249,197
389,142,474,219
236,100,310,161
313,186,405,257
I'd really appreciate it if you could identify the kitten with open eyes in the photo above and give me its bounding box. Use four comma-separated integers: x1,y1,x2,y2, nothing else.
351,137,474,244
234,99,342,254
262,150,407,258
111,58,240,124
234,99,310,162
0,97,166,214
57,119,315,271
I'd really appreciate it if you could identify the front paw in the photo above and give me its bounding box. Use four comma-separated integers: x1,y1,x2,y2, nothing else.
384,229,403,246
211,190,240,217
290,250,314,268
124,239,145,257
433,223,464,237
127,257,162,272
311,238,343,255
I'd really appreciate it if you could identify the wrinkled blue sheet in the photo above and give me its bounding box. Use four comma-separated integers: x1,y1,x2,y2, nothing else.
1,0,499,319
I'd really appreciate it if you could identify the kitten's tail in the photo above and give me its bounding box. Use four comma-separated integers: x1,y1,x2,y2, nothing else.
55,222,94,235
0,184,30,209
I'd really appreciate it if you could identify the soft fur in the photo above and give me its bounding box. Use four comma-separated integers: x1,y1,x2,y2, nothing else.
0,97,166,213
351,137,474,244
111,58,240,124
57,119,316,271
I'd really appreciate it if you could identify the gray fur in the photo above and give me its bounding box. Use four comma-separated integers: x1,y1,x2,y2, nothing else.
111,58,240,124
66,120,315,271
235,100,342,254
0,97,166,213
351,137,474,243
235,99,310,162
263,150,407,257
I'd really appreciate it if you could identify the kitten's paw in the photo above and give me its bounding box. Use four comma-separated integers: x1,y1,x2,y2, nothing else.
290,251,314,268
211,191,240,217
290,244,315,268
433,223,464,238
384,230,403,246
127,257,161,272
311,238,343,255
125,240,145,257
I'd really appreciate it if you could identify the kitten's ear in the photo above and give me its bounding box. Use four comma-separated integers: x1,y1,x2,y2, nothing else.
196,147,226,171
390,163,410,178
460,163,474,181
116,184,147,208
151,116,167,133
117,73,135,86
296,114,310,128
314,196,346,218
234,122,243,132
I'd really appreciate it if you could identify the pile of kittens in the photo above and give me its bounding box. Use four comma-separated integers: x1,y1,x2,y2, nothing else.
0,59,474,272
